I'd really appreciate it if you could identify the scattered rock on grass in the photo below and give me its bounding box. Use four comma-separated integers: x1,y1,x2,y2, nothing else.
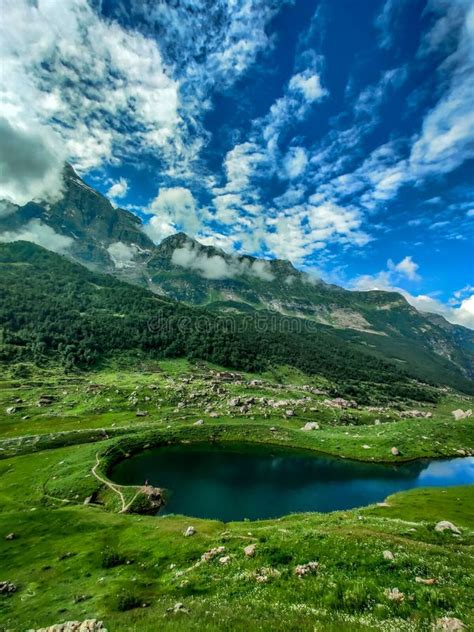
383,550,395,561
294,561,319,577
254,567,281,583
391,447,400,456
183,526,196,537
201,546,225,562
301,422,320,431
385,587,404,602
244,544,257,557
0,581,17,595
5,533,16,540
219,555,231,565
432,617,465,631
29,621,107,632
415,577,437,585
193,419,204,426
434,521,461,535
166,602,189,615
451,409,472,421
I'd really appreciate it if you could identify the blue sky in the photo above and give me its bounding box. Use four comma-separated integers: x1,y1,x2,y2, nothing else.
0,0,473,326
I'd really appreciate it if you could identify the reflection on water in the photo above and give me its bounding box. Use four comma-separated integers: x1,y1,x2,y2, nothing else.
110,444,474,522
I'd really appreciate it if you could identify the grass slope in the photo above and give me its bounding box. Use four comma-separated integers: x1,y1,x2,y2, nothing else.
1,360,473,631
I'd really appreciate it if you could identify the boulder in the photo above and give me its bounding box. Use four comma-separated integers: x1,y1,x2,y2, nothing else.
415,577,437,585
193,419,204,426
201,546,225,562
385,587,404,602
434,521,461,535
294,561,319,577
0,580,17,595
37,395,54,407
166,602,189,615
391,447,400,456
183,526,196,537
452,409,472,421
219,555,231,565
383,550,395,561
5,533,16,540
5,406,17,415
243,544,257,557
301,422,320,431
135,410,148,417
254,567,281,583
432,618,465,631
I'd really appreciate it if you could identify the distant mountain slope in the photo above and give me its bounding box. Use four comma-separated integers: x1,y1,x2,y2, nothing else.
0,241,452,404
0,164,154,275
0,165,473,387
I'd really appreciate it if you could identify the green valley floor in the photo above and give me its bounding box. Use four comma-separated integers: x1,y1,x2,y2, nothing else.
1,360,473,631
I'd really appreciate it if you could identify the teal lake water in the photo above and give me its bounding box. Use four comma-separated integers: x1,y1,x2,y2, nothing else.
110,443,474,521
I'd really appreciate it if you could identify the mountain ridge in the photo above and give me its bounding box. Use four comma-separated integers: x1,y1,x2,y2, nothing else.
0,165,473,386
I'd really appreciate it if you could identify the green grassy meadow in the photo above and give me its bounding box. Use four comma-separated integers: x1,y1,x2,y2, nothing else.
1,360,473,631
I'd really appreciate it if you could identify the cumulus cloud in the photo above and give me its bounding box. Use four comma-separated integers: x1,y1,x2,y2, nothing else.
283,147,308,179
209,47,329,262
388,256,420,281
0,117,65,205
171,241,275,281
264,201,369,264
107,241,138,269
1,0,180,175
144,187,202,243
107,178,129,204
289,71,327,102
0,219,73,254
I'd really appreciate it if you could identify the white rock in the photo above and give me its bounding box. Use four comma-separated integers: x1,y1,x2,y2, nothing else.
193,419,204,426
383,550,395,561
385,587,404,602
434,521,461,535
294,561,319,577
244,544,257,557
452,409,472,421
301,422,320,431
432,617,465,631
183,526,196,537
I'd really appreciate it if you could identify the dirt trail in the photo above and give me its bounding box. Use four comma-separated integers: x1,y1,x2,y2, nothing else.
91,452,127,512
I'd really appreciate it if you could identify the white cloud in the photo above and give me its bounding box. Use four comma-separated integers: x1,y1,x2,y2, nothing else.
107,178,128,203
144,187,201,243
0,200,19,219
107,241,138,269
0,219,73,254
1,0,180,174
359,0,474,208
388,255,420,281
283,147,308,179
0,117,65,205
289,71,327,102
171,241,275,281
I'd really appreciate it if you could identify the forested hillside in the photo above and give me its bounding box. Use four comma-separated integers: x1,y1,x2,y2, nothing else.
0,241,459,403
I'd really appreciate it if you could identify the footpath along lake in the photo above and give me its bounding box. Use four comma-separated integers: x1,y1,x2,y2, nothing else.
110,443,474,521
